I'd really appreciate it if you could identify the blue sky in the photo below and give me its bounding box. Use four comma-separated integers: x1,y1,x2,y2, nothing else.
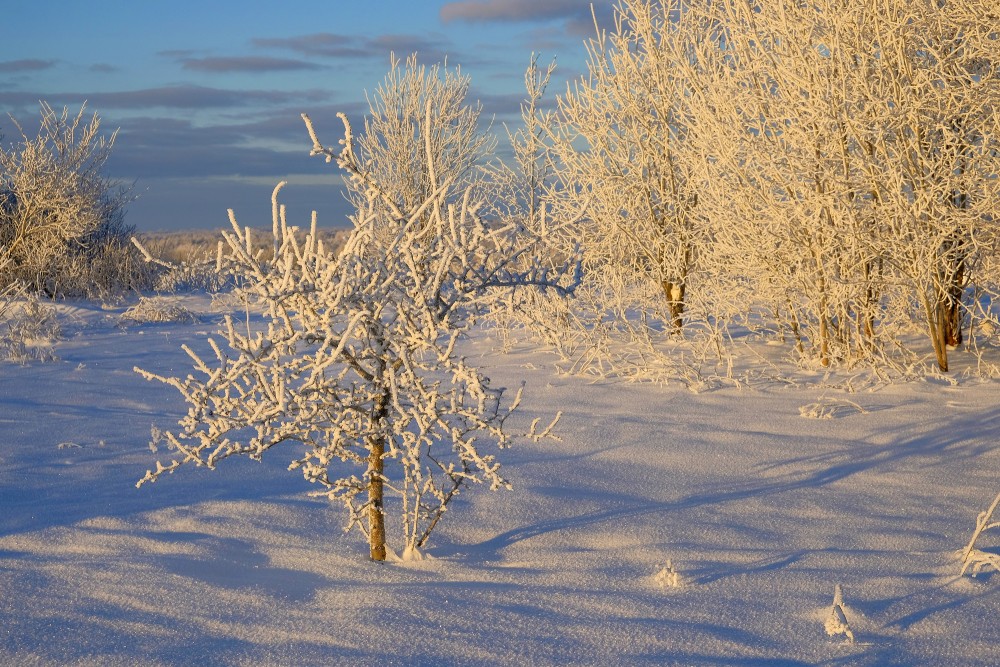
1,1,610,231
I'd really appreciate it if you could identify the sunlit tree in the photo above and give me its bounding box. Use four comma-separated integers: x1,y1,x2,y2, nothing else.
137,60,574,561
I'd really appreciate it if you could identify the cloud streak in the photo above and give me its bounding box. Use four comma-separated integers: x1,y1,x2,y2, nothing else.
0,85,331,111
438,0,613,48
253,33,369,58
253,32,463,67
440,0,584,23
181,56,324,73
0,59,58,73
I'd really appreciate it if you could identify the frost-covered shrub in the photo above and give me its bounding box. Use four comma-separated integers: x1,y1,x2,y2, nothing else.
0,103,150,297
0,291,62,363
152,260,229,294
119,296,198,325
49,233,156,299
132,228,351,294
130,237,231,294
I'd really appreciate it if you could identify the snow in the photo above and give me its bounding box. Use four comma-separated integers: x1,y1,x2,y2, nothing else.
1,295,998,666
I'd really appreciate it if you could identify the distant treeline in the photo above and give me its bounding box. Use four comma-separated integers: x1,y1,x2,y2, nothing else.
135,227,351,265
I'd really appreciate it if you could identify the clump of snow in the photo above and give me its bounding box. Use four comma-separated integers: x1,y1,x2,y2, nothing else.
385,545,434,564
654,560,681,588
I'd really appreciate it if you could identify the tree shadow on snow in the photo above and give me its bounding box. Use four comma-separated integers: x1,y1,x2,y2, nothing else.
153,533,329,602
462,406,1000,563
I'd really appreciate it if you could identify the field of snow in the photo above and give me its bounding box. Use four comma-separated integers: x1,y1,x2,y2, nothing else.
1,294,998,666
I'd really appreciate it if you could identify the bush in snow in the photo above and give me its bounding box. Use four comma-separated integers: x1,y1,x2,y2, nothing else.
0,103,152,297
119,296,198,325
136,59,576,561
0,289,62,363
130,236,232,294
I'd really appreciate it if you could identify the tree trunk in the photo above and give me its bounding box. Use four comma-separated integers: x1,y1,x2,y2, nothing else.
859,258,881,347
786,299,805,357
943,113,971,348
367,387,389,561
941,241,966,348
942,275,965,348
367,435,387,561
924,292,950,372
661,280,685,333
818,312,831,368
809,237,832,368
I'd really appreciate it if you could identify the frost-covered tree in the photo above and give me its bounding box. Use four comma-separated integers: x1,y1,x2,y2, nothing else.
678,0,1000,371
345,54,494,240
681,0,891,367
532,0,999,377
548,0,710,333
482,55,586,352
0,103,144,296
487,54,559,239
136,61,575,561
848,0,1000,371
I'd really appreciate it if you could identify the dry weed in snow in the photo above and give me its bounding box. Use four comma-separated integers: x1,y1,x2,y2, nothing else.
959,491,1000,577
799,398,870,420
0,294,62,363
825,584,855,644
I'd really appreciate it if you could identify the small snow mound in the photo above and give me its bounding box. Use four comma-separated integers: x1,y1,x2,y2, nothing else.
655,560,681,589
385,545,434,564
402,545,428,562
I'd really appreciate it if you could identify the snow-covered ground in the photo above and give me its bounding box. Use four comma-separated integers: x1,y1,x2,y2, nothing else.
1,295,998,666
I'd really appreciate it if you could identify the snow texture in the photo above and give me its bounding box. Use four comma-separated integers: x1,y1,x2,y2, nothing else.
1,296,998,665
